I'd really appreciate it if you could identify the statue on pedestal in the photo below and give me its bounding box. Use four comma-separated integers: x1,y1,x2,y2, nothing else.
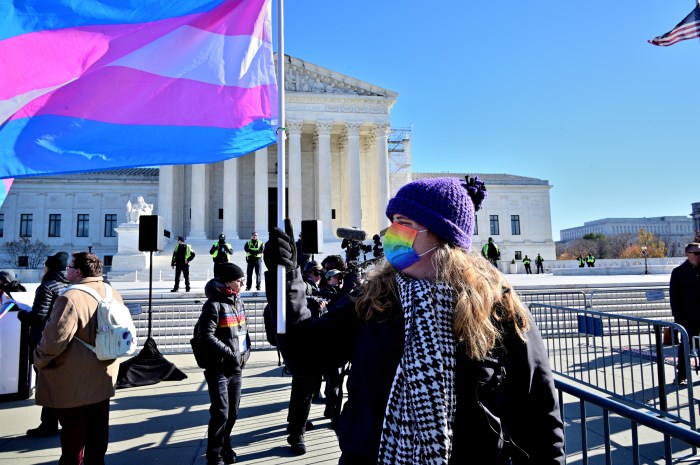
126,196,153,223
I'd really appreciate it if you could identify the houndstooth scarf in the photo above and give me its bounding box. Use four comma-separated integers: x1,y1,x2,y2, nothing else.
377,273,457,465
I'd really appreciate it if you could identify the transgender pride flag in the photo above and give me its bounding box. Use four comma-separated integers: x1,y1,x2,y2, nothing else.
0,0,278,179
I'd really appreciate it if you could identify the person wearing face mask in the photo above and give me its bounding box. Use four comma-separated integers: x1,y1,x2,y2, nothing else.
196,262,251,465
264,176,565,464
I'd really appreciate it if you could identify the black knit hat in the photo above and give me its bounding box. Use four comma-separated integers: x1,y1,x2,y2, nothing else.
45,251,69,272
217,263,244,282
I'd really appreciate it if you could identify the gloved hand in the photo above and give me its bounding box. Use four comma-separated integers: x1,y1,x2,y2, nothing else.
264,218,296,272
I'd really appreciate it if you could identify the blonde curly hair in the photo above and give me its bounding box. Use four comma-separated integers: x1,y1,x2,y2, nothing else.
355,243,529,360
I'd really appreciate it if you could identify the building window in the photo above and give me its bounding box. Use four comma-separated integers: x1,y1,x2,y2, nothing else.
77,214,89,237
218,208,224,220
474,216,478,236
18,256,29,267
20,213,32,238
48,214,61,237
0,213,3,237
511,215,521,235
103,255,113,267
515,251,522,260
489,215,499,236
104,214,117,237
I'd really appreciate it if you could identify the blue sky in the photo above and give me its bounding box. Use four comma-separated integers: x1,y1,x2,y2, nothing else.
277,1,699,240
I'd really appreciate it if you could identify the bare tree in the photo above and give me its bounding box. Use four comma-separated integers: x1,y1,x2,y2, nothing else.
4,238,53,268
606,234,635,258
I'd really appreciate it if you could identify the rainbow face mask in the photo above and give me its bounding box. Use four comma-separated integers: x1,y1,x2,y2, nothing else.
383,222,434,270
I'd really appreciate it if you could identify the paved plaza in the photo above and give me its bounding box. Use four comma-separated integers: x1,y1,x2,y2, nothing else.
3,272,700,464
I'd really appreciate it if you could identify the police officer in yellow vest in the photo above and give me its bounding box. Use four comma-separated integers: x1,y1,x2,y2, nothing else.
586,253,596,268
244,231,264,291
522,255,532,274
210,233,233,278
171,236,195,292
482,237,501,267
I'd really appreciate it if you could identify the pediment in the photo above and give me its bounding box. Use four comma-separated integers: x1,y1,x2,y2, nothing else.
279,54,398,99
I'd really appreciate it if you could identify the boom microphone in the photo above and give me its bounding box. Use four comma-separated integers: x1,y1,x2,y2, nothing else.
336,227,367,242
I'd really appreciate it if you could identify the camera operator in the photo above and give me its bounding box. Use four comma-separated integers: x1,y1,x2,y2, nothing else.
372,234,384,259
209,234,233,278
340,238,361,264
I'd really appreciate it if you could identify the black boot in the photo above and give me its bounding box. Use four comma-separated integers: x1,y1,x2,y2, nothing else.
287,433,306,455
221,449,237,464
26,424,59,438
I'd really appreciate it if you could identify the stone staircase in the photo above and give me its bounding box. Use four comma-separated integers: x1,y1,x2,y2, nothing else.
123,283,672,355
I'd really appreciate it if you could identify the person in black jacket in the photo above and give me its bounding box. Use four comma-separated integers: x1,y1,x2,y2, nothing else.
17,251,69,438
670,242,700,385
171,236,195,292
196,262,251,465
265,176,565,464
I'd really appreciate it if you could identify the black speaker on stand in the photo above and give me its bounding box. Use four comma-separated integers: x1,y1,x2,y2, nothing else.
116,215,186,388
301,220,323,260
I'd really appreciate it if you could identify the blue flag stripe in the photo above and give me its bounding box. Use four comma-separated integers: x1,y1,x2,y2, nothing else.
0,115,276,179
0,0,226,41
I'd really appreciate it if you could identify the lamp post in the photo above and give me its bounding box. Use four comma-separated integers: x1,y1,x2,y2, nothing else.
641,245,651,275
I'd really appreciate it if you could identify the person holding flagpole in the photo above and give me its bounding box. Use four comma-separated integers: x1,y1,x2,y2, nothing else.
264,176,565,464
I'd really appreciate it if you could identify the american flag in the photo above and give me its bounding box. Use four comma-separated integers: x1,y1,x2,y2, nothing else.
649,5,700,46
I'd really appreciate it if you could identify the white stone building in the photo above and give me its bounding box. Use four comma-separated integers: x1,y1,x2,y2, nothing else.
560,216,695,256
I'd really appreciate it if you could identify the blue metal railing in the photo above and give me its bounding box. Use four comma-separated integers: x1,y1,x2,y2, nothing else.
530,303,695,431
556,376,700,464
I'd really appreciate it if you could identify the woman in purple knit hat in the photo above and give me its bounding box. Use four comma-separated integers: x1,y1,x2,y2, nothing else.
264,176,565,464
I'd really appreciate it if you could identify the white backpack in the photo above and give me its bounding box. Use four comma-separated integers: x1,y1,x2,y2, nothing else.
71,283,137,360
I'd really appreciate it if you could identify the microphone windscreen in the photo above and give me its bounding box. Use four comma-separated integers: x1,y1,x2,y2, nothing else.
336,227,367,241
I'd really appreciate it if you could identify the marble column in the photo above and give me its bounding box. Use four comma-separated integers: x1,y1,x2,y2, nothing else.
315,120,333,239
158,165,174,236
375,123,390,231
287,120,303,234
343,121,362,229
254,147,268,235
223,158,239,239
189,163,207,239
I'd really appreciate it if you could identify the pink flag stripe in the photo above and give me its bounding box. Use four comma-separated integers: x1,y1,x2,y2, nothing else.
0,0,270,101
10,67,275,129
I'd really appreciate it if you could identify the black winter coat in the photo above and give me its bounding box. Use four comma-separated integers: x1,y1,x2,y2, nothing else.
670,259,700,331
18,270,69,347
196,279,251,375
266,269,565,464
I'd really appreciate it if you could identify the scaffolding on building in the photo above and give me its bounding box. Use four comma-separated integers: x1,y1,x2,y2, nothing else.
388,127,412,197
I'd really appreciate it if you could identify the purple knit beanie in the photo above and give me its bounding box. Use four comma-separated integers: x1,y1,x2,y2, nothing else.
385,176,487,250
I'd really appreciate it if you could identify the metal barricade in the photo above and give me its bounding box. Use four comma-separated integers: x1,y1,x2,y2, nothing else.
556,376,700,464
530,303,695,430
589,287,671,320
518,290,587,310
123,296,274,353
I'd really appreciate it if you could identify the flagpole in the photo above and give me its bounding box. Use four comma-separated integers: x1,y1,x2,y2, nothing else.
276,0,287,335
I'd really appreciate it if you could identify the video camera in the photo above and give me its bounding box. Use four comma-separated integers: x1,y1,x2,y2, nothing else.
338,227,372,264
